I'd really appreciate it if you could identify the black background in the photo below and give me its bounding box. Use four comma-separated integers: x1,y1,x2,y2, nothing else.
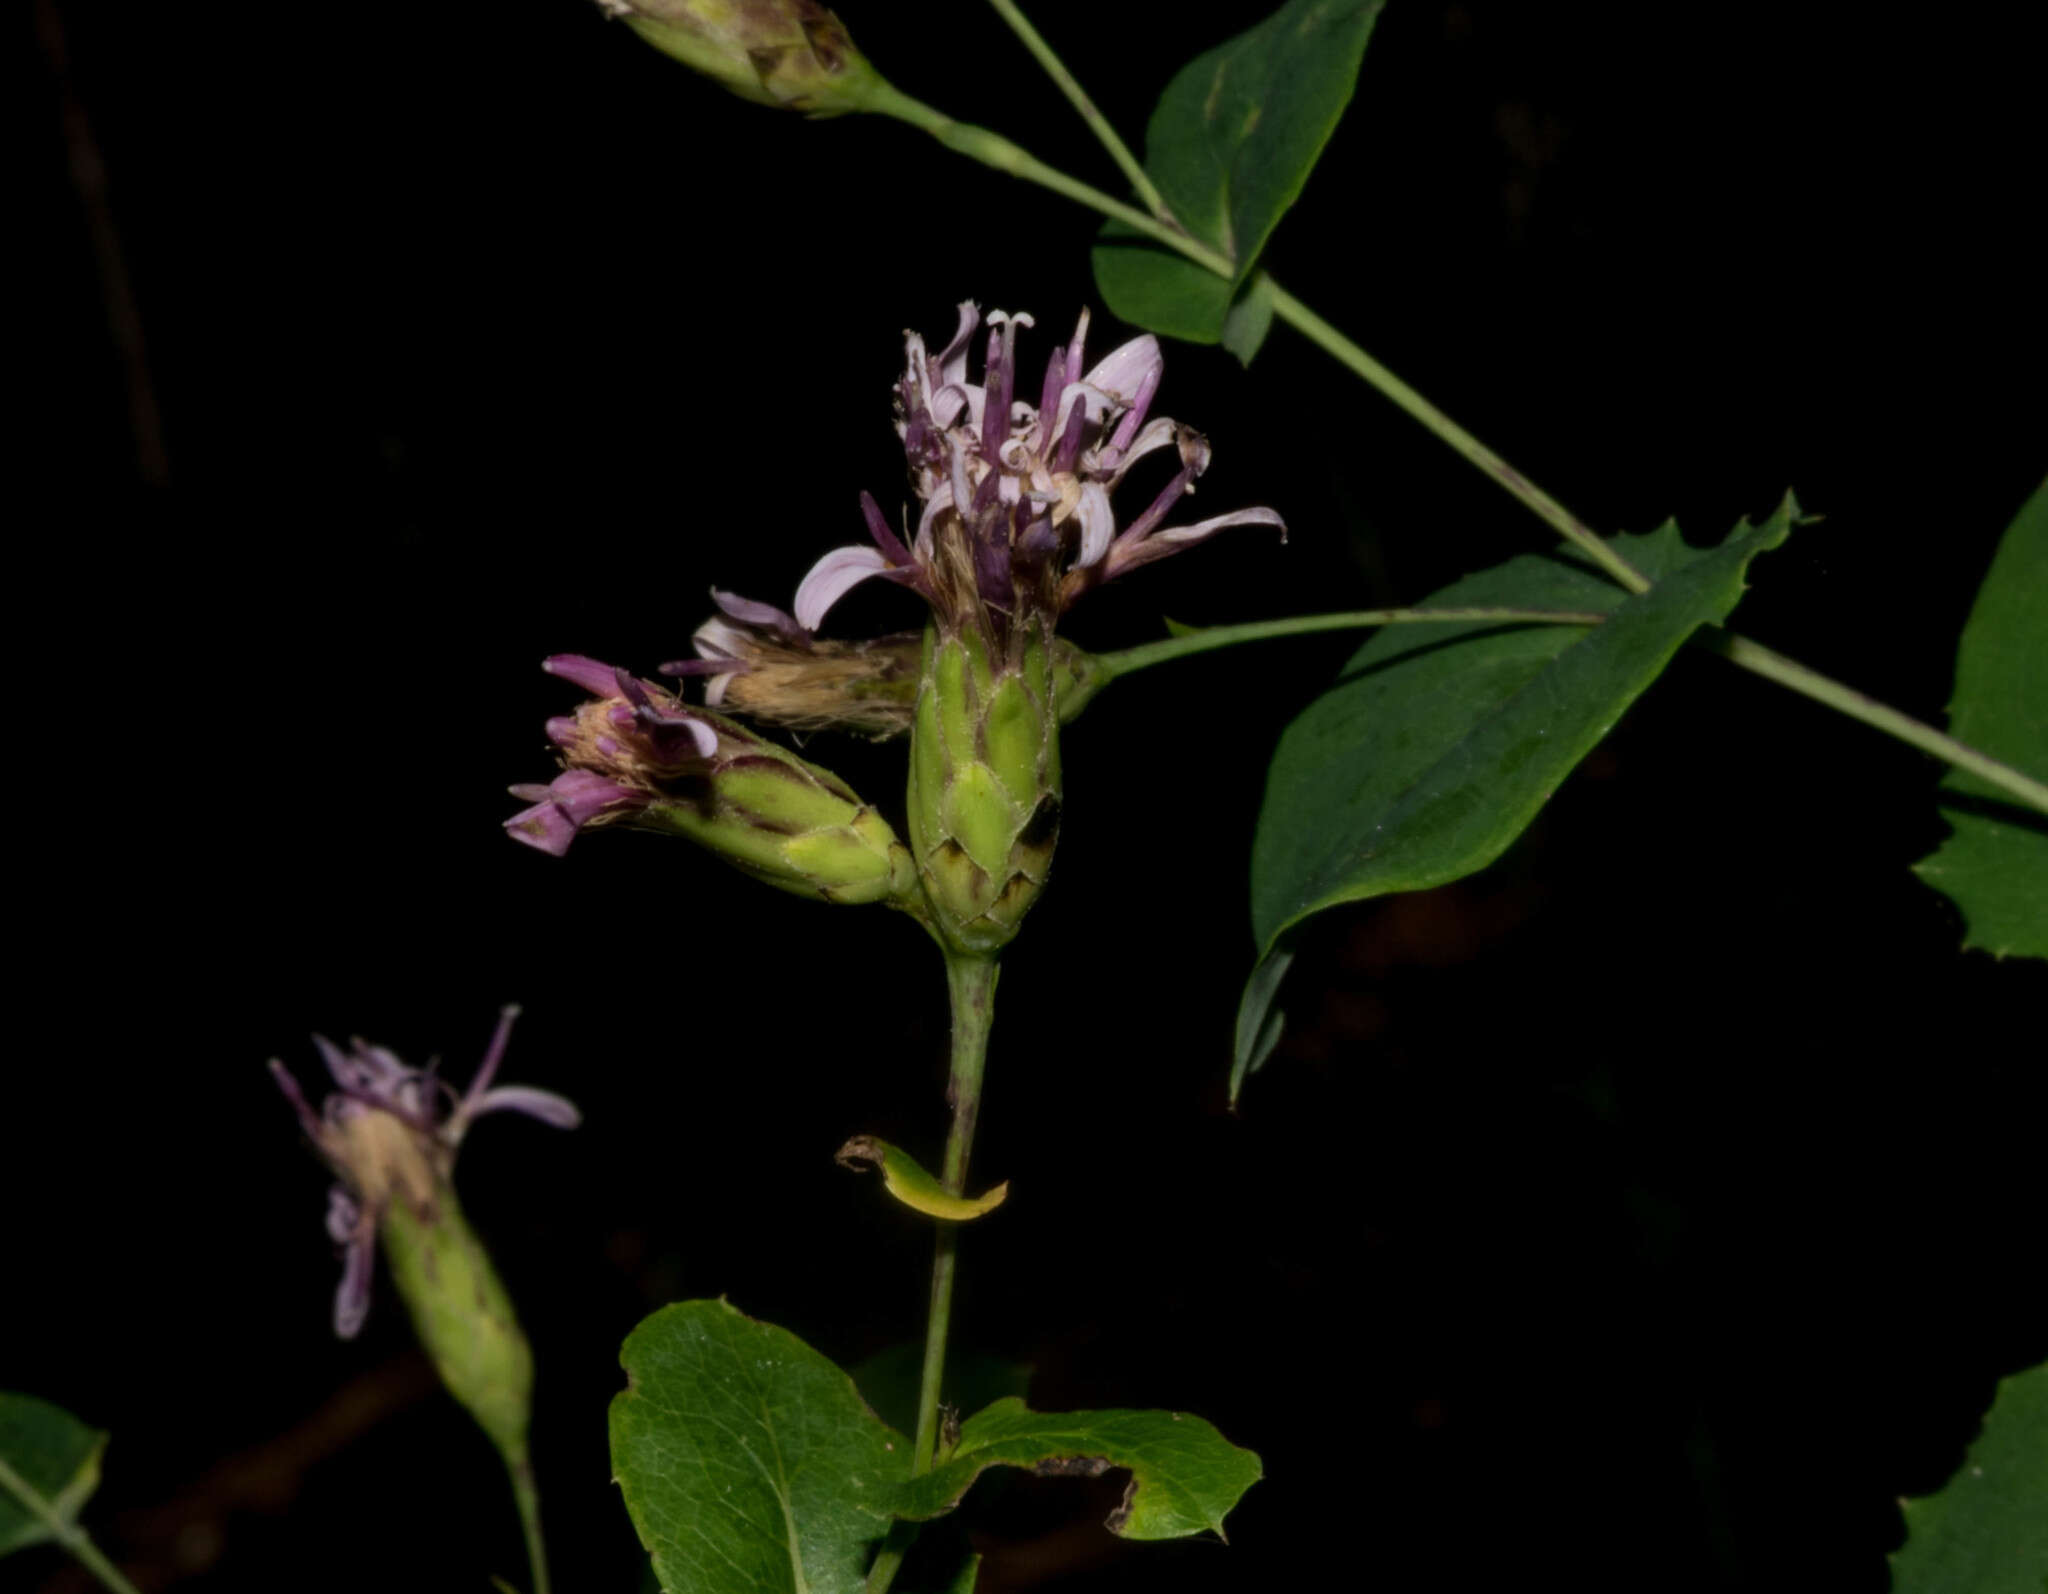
12,2,2046,1591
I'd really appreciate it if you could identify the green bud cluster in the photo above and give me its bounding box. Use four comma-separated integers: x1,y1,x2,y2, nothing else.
906,618,1063,954
649,723,919,906
380,1187,534,1468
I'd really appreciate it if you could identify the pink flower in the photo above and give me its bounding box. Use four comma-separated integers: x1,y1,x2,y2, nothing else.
691,303,1282,672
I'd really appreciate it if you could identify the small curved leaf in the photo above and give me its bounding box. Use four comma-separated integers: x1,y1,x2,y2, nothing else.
0,1393,106,1557
611,1300,907,1594
1093,0,1387,346
1238,501,1798,1099
895,1397,1261,1542
835,1136,1008,1221
1890,1359,2048,1593
1912,479,2048,960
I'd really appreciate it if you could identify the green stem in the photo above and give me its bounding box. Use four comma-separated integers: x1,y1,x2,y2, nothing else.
508,1450,550,1594
1697,631,2048,813
981,0,1173,222
859,82,1232,276
1093,609,2048,814
1094,606,1607,679
967,6,1647,594
0,1456,143,1594
868,952,1000,1594
865,72,2048,812
1263,285,1652,594
915,953,998,1468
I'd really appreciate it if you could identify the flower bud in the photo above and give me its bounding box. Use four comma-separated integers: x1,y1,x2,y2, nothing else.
906,618,1062,955
508,655,919,906
596,0,881,115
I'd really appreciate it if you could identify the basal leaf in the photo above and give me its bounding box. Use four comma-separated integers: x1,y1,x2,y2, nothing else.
1890,1360,2048,1593
894,1397,1261,1542
611,1300,907,1594
1912,479,2048,960
0,1392,106,1557
1236,500,1798,1100
1092,0,1386,345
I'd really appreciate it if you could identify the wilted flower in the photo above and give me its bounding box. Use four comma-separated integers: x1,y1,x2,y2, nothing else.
268,1006,578,1339
674,595,925,737
506,653,918,905
672,592,1111,738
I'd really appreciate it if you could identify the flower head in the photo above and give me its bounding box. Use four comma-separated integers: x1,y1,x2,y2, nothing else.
592,0,880,115
690,302,1283,679
506,654,918,903
268,1007,578,1338
505,654,721,857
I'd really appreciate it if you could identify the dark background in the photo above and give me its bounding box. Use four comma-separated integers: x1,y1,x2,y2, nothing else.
12,1,2046,1590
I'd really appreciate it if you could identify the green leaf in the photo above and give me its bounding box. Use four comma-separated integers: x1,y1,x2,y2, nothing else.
895,1397,1262,1542
613,1304,1257,1590
1890,1360,2048,1593
0,1393,106,1557
1092,0,1386,343
1220,270,1279,366
850,1345,1032,1441
1093,222,1237,346
611,1300,906,1594
1912,480,2048,960
1236,500,1799,1101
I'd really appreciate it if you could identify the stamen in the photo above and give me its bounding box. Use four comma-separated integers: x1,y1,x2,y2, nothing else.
464,1004,522,1103
860,490,914,565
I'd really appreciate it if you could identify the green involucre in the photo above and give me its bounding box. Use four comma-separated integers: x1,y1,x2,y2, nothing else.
381,1189,533,1468
645,739,918,907
907,623,1062,953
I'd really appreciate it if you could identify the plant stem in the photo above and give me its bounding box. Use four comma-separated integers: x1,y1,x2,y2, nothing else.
1697,630,2048,813
1262,284,1652,594
869,952,1000,1594
981,0,1174,222
1092,609,2048,814
915,952,999,1468
868,63,2048,812
859,82,1232,276
0,1457,143,1594
1094,606,1607,679
507,1450,550,1594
